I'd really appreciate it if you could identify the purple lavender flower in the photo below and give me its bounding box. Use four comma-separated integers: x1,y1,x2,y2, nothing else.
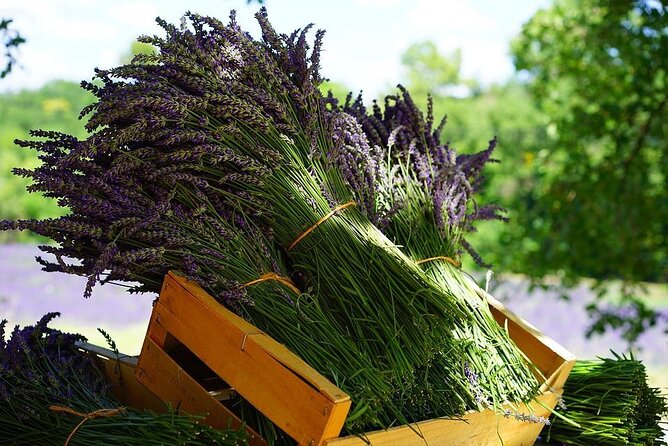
329,85,506,265
464,361,490,406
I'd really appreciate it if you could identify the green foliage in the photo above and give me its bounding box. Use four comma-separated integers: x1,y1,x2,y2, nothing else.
1,18,25,78
509,0,668,340
402,41,461,84
119,40,157,65
0,80,94,242
401,42,479,98
319,79,351,104
511,0,668,285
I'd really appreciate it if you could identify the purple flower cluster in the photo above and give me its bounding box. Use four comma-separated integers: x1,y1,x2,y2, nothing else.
0,313,109,412
330,86,507,265
464,361,490,406
1,9,330,300
327,111,388,223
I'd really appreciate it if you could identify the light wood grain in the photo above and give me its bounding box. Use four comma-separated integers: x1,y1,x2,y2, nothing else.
145,272,351,446
171,272,349,403
136,337,267,446
77,341,166,414
325,392,559,446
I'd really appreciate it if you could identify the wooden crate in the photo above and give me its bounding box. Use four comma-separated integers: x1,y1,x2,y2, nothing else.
79,341,267,446
135,272,575,446
136,271,351,446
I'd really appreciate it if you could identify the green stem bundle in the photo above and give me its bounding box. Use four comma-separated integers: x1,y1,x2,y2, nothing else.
542,353,668,446
385,183,540,411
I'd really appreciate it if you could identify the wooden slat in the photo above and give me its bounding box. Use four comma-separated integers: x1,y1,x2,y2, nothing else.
169,272,349,402
77,342,166,414
482,290,576,390
325,392,559,446
135,337,267,446
462,273,576,391
150,272,351,446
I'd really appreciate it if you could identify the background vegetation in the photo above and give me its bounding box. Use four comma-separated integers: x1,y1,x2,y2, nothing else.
0,0,666,341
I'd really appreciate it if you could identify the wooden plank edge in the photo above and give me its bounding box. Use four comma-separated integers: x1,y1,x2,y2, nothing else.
76,341,173,414
325,391,559,446
469,280,576,365
166,271,351,404
136,337,268,446
77,341,137,366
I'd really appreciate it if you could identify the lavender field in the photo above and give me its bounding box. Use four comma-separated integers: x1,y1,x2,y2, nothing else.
0,244,154,355
1,243,666,389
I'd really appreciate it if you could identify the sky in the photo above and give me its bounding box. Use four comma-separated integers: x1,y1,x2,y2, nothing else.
1,0,550,97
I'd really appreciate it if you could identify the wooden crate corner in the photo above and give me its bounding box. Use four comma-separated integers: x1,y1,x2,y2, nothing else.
136,272,351,446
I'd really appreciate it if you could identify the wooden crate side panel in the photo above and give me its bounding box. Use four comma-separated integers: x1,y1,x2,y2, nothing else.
483,290,575,366
135,337,267,446
326,392,558,446
471,280,575,392
490,305,562,372
488,302,574,390
155,275,350,446
77,342,166,414
168,272,349,402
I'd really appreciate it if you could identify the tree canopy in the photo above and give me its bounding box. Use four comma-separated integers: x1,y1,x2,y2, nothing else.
511,0,667,285
511,0,668,339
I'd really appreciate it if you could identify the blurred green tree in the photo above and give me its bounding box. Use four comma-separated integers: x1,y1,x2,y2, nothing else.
0,81,94,242
119,40,157,65
511,0,668,340
319,79,351,104
401,42,480,99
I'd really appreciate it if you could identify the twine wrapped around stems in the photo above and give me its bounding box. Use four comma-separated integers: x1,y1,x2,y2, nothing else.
243,272,301,295
416,256,461,268
50,405,126,446
288,201,356,251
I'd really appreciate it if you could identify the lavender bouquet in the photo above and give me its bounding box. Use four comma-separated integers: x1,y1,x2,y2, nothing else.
326,88,540,410
0,313,248,445
2,8,545,437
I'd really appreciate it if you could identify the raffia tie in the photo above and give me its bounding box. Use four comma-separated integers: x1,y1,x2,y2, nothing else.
242,272,301,295
287,201,356,251
416,256,461,267
50,405,126,446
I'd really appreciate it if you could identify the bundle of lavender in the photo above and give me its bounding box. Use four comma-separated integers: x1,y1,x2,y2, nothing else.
0,313,248,445
542,354,667,446
325,88,540,412
1,8,541,437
